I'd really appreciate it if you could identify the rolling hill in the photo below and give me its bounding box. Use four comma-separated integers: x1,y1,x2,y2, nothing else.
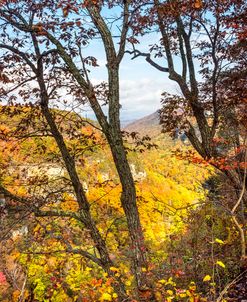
123,111,163,138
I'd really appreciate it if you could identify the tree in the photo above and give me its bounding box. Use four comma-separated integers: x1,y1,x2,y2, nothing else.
127,0,247,262
0,1,156,300
0,116,213,301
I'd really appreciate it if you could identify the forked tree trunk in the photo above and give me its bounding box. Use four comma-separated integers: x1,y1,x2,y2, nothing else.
35,7,157,298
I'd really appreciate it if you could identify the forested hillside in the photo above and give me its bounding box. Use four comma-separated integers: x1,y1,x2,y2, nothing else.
0,105,245,301
0,1,246,301
124,111,162,137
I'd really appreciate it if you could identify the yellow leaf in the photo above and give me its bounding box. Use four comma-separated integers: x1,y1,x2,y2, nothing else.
110,267,118,272
203,275,211,282
216,261,225,268
215,238,224,244
155,292,162,300
189,281,196,291
167,277,176,286
158,279,166,284
179,293,187,298
101,292,112,301
112,293,118,299
166,289,173,296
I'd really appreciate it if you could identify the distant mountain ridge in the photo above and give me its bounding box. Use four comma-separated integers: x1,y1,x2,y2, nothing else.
124,111,163,137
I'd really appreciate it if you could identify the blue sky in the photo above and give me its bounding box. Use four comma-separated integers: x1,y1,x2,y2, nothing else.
80,32,179,123
0,2,217,125
0,5,183,124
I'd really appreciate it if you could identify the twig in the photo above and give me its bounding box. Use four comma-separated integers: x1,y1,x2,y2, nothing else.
231,148,247,260
216,270,247,302
231,148,247,214
18,274,27,302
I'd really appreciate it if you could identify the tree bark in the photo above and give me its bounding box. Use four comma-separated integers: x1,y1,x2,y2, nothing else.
105,130,156,301
40,106,128,301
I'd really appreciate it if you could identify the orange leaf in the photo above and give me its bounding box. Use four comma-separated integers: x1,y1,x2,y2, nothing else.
194,0,202,9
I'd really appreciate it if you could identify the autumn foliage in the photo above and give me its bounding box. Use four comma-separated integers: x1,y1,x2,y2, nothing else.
0,1,246,301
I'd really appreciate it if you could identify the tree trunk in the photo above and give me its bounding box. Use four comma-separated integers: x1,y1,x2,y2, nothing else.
39,105,128,301
107,132,156,301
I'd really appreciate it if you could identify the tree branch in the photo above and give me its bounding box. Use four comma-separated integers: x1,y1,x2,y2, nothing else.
24,248,102,266
0,76,37,98
176,19,187,81
117,0,130,63
0,185,83,223
86,5,117,65
231,148,247,214
0,44,37,73
126,49,169,72
0,185,29,205
35,209,83,223
44,30,109,131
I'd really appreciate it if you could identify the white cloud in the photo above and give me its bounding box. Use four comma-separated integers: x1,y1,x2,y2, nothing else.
119,78,179,120
83,77,179,121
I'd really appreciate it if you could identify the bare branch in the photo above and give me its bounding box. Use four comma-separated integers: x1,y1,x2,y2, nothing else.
117,0,130,63
216,270,247,302
0,185,83,223
37,49,58,63
24,248,103,267
0,76,37,98
232,148,247,214
0,185,30,205
126,49,169,72
86,5,117,65
176,19,187,81
35,209,83,223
